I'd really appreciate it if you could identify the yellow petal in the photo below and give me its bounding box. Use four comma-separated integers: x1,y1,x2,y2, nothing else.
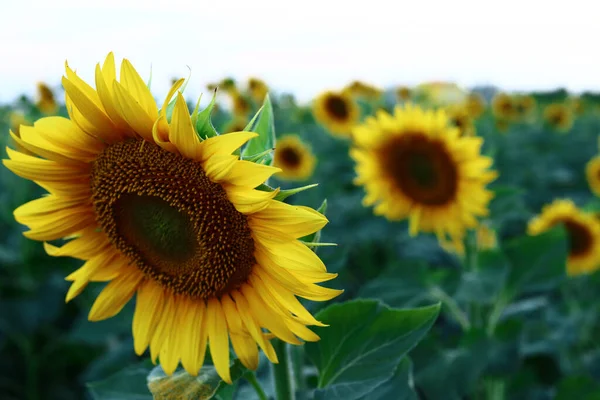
95,64,131,133
180,298,208,376
44,227,110,260
170,93,201,160
222,295,259,370
203,155,238,182
10,131,87,166
207,298,231,384
62,77,120,142
250,201,328,238
14,195,88,224
224,185,278,214
223,160,280,188
29,117,104,158
22,210,95,241
88,267,143,321
132,279,165,356
4,148,90,183
240,284,301,345
230,290,278,363
198,131,258,162
112,81,155,141
152,116,177,153
120,59,158,120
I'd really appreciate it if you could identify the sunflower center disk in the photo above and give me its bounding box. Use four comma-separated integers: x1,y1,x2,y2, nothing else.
563,220,593,257
383,134,458,206
279,147,301,168
325,96,349,119
90,139,256,299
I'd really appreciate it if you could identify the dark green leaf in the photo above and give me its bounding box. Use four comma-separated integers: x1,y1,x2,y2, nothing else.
503,227,567,294
305,300,440,400
87,362,153,400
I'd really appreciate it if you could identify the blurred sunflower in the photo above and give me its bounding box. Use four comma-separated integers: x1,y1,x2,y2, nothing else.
231,91,252,119
4,53,341,383
273,135,316,181
313,90,360,137
396,86,412,102
344,81,382,100
544,103,573,132
351,104,497,251
441,223,497,254
8,112,33,155
513,95,537,122
491,92,515,121
36,82,58,114
586,155,600,197
570,97,585,116
445,105,475,137
222,117,248,133
528,200,600,276
247,77,269,104
464,92,486,119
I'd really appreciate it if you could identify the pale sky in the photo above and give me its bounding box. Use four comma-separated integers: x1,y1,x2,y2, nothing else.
1,0,599,104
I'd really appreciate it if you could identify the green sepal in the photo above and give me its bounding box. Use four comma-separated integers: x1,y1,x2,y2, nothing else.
242,148,274,164
194,89,219,140
274,184,319,201
241,94,276,165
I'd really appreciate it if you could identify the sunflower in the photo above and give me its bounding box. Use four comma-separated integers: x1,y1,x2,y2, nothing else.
4,53,341,383
350,104,497,249
344,81,382,100
7,112,33,155
396,86,412,102
528,199,600,276
464,92,486,119
586,155,600,197
312,90,360,137
544,103,574,132
491,92,515,121
222,117,249,134
445,104,475,137
441,223,497,255
247,78,269,104
273,135,316,181
513,95,537,122
231,91,252,119
36,82,59,115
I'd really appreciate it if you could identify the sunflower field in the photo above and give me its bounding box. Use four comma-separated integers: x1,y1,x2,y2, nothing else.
1,55,600,400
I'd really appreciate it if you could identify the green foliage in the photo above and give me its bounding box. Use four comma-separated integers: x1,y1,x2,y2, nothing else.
305,300,439,399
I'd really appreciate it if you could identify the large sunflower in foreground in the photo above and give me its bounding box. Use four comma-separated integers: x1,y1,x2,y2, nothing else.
3,54,341,383
586,155,600,197
273,135,316,181
350,104,498,250
528,199,600,276
312,90,360,137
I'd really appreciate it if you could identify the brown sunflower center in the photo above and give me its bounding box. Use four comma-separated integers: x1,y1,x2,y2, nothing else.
561,219,593,257
380,133,458,205
279,146,301,168
325,95,349,120
90,139,255,299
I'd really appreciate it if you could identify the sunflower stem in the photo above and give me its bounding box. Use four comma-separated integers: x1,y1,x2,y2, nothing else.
246,371,268,400
464,229,481,329
272,339,295,400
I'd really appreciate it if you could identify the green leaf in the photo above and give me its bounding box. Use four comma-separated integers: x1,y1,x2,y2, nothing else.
305,300,440,400
503,227,568,294
454,249,509,304
194,90,219,139
147,360,247,400
87,362,154,400
241,94,275,164
357,358,418,400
